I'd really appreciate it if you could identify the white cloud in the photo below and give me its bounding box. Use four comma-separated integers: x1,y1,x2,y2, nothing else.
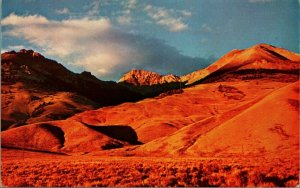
144,5,188,32
248,0,273,3
3,14,111,58
200,24,212,33
1,45,27,53
127,0,137,9
116,0,139,25
74,52,120,75
117,15,132,25
2,13,211,80
117,9,132,25
1,13,48,25
55,8,70,15
7,45,26,50
181,10,192,17
2,13,120,78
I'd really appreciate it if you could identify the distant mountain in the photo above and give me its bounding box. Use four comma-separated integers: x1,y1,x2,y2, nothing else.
119,69,181,86
118,69,182,98
1,49,142,130
181,44,300,85
119,44,300,87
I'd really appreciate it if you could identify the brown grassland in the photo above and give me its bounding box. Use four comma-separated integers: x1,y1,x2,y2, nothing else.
1,149,299,187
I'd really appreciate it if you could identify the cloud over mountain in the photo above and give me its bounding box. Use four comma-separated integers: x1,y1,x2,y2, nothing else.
2,13,213,80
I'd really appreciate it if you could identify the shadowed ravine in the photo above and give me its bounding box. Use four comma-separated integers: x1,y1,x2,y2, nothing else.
81,122,142,145
40,123,65,149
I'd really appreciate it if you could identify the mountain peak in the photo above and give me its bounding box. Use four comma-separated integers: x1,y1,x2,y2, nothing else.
2,49,45,64
11,49,44,58
181,44,300,85
252,43,275,49
126,69,161,76
119,69,180,86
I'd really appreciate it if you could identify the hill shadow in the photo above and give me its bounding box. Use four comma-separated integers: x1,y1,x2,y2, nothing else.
81,122,142,145
40,123,65,149
120,81,187,98
190,69,300,86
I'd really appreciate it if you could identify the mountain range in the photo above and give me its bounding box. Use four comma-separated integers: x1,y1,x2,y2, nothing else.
1,44,299,160
120,44,299,86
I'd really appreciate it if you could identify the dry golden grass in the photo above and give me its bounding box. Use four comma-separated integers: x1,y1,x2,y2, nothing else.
2,155,298,187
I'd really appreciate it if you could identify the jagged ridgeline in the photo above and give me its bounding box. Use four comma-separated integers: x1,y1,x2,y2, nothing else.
1,49,143,130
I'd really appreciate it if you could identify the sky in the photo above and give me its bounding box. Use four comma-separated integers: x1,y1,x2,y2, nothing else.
1,0,299,81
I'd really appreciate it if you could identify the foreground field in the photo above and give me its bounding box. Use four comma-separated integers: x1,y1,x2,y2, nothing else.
1,149,298,187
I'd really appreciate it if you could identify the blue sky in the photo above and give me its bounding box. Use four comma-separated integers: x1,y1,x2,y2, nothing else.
2,0,299,81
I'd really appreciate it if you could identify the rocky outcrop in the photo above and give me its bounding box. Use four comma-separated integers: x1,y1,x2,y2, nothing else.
119,69,181,86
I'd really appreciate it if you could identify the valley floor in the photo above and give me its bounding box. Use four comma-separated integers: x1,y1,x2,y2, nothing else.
1,149,299,187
